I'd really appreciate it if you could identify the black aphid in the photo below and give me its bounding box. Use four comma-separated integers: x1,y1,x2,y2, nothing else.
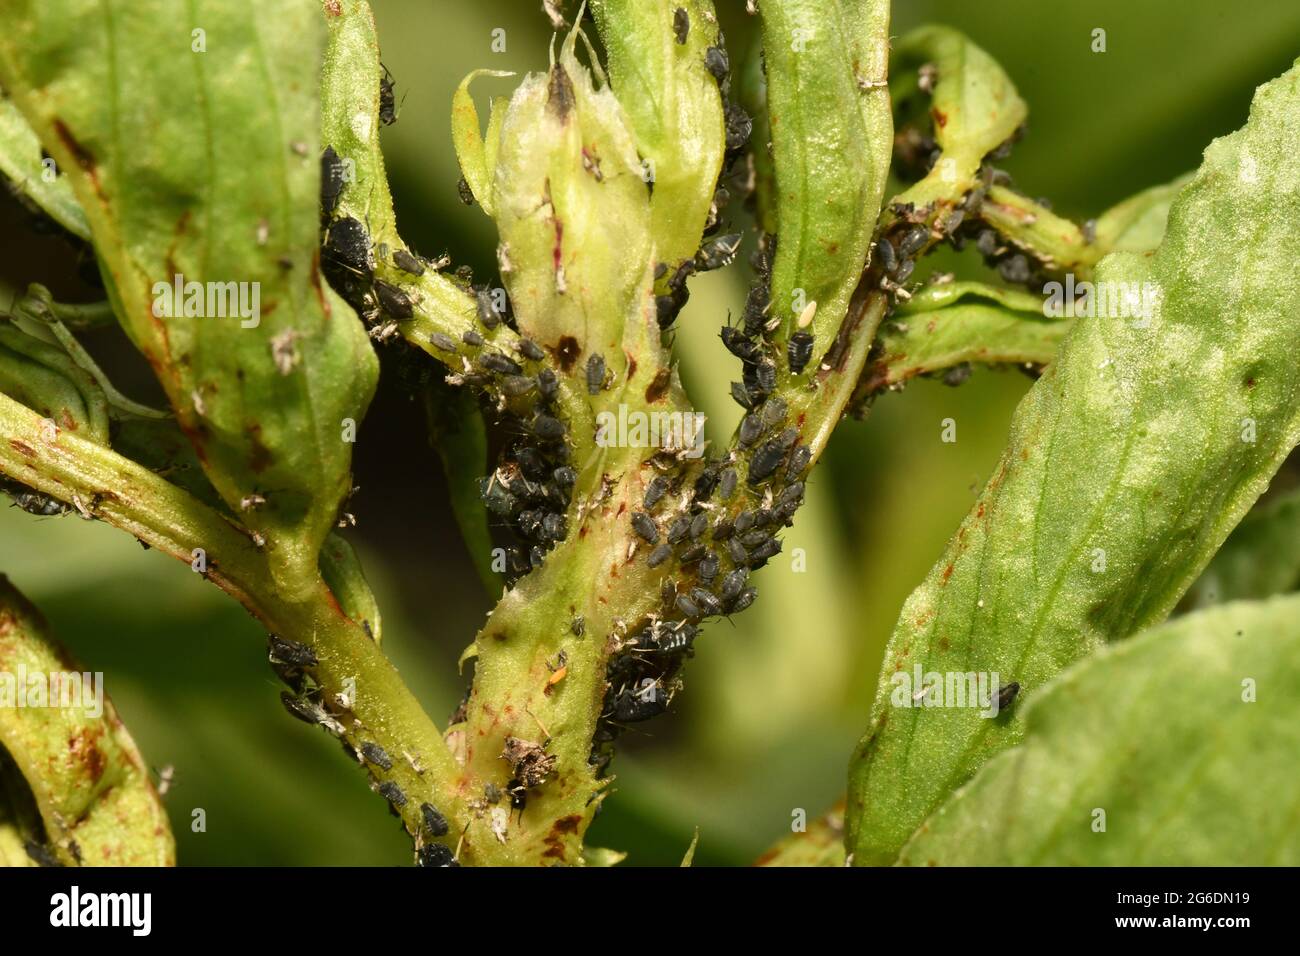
673,7,689,44
533,414,566,440
719,567,748,601
462,329,485,347
679,544,707,564
725,537,747,565
754,360,777,393
476,288,503,328
361,742,393,771
379,65,398,125
537,367,559,399
393,248,425,275
730,381,755,410
421,802,450,837
995,681,1021,711
280,692,321,725
667,515,691,543
479,352,523,375
675,593,701,620
761,396,788,426
698,551,720,584
724,103,752,150
647,542,673,567
518,338,545,362
586,353,606,394
779,481,805,507
718,467,738,500
378,781,407,807
704,45,730,82
457,177,476,206
748,432,794,485
894,259,915,283
742,283,770,337
787,445,811,476
874,236,897,274
734,510,755,534
942,363,972,387
502,375,536,397
323,217,373,276
656,294,683,330
697,233,742,272
975,229,999,257
787,331,814,374
897,224,930,257
571,616,585,637
374,279,413,319
417,843,459,867
268,634,317,669
730,586,758,613
738,413,762,447
644,474,670,510
712,516,735,540
612,686,667,722
748,537,781,564
631,511,659,543
553,465,577,488
998,254,1031,284
320,146,346,217
689,512,709,541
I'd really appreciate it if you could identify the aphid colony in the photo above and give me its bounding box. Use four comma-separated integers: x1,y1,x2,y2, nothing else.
270,632,457,865
653,16,754,333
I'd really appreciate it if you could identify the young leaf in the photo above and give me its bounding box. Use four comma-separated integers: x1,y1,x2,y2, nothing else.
0,321,109,446
847,60,1300,865
588,0,725,270
760,0,893,350
899,594,1300,866
0,575,174,865
0,0,379,602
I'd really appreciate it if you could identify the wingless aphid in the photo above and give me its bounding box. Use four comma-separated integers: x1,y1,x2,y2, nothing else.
672,7,689,44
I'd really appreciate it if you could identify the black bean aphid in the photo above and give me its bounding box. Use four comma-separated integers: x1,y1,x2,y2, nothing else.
673,7,689,44
697,233,742,272
748,440,789,484
995,681,1020,711
690,587,723,617
644,474,669,510
730,586,757,613
667,515,691,543
280,691,321,725
379,64,398,126
998,254,1031,285
323,217,373,276
721,325,759,363
787,445,811,476
675,593,701,620
361,742,393,771
704,45,730,82
778,481,805,507
476,288,503,328
897,224,930,257
725,537,747,565
554,465,577,488
874,236,897,274
374,279,413,319
712,516,735,540
724,103,752,150
479,352,523,375
748,537,781,564
647,542,673,567
611,685,668,723
631,511,659,543
698,551,720,583
718,467,738,500
378,781,407,807
734,510,755,534
738,413,762,447
730,381,754,410
787,331,814,374
689,512,709,540
268,634,318,669
754,360,777,394
537,367,559,399
462,329,484,347
761,396,788,426
586,353,606,394
417,843,459,867
421,802,450,837
719,567,748,601
392,248,425,275
518,338,545,362
533,414,566,440
320,145,346,217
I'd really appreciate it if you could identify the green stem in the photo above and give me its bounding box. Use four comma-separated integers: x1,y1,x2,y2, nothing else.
0,390,465,859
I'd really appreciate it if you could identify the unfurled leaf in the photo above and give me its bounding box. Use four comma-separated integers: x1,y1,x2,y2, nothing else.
319,533,382,646
1187,486,1300,608
0,320,108,446
589,0,725,270
755,802,847,867
760,0,893,350
451,70,515,217
0,575,174,866
0,0,378,602
899,595,1300,866
847,60,1300,865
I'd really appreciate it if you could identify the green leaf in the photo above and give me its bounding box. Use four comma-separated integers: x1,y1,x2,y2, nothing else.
889,25,1027,211
847,60,1300,865
865,285,1068,393
760,0,893,351
319,533,382,645
1187,486,1300,608
899,594,1300,866
0,0,379,602
0,93,89,239
589,0,725,271
0,575,174,866
450,69,515,217
755,802,847,867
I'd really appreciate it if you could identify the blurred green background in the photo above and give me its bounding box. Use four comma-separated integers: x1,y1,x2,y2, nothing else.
0,0,1297,865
